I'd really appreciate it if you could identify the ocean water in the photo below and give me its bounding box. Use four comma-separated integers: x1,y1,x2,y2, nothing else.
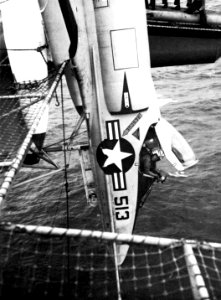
136,59,221,243
2,0,221,246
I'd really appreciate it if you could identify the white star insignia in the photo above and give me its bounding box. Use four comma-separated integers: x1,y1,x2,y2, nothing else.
102,140,133,171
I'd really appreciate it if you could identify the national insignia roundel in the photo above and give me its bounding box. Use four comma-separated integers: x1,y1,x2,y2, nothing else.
96,138,135,174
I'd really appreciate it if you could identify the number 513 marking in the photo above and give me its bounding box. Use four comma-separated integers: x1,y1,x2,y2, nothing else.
114,196,130,220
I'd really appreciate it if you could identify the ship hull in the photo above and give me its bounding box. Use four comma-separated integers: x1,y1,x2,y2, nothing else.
148,23,221,67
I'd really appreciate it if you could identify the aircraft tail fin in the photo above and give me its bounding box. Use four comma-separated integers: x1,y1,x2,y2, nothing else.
155,117,198,172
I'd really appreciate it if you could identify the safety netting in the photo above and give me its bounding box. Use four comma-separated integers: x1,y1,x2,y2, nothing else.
0,223,221,299
0,59,66,205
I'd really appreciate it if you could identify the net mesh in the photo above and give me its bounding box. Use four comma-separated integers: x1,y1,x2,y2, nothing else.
0,58,66,199
0,224,221,299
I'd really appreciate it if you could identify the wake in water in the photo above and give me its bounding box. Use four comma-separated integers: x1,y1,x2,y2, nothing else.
156,93,178,107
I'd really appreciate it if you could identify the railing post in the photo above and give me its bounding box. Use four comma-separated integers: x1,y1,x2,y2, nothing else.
184,243,210,300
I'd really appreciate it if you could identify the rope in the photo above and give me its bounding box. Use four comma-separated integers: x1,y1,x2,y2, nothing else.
60,73,71,292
